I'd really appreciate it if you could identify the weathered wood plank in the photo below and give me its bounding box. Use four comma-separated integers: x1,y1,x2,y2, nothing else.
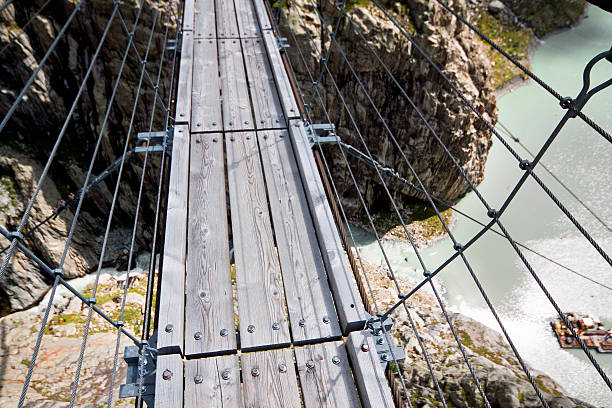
185,355,242,407
175,31,194,127
252,0,272,31
183,0,195,31
242,349,301,407
288,119,367,334
226,133,290,351
234,0,260,38
194,0,215,38
185,133,235,357
346,331,395,408
191,38,222,133
215,0,238,38
262,30,299,120
218,39,254,132
157,124,190,355
155,354,183,408
257,130,340,344
295,341,360,407
242,39,286,130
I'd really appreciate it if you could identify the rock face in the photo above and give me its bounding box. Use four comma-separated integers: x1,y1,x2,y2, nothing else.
0,0,175,314
503,0,586,37
283,0,497,217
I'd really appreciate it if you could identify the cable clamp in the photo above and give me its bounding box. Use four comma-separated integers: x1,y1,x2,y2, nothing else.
7,231,24,241
52,268,64,276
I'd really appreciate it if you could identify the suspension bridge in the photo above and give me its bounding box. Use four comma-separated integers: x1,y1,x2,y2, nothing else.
0,0,611,407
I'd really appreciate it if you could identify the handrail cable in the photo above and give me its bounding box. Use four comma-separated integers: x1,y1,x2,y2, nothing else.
334,2,612,389
301,2,552,404
432,0,612,145
67,6,159,406
17,1,148,405
275,5,418,406
0,0,53,57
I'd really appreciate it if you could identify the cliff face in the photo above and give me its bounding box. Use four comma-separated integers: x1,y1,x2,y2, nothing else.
0,0,175,314
283,0,497,218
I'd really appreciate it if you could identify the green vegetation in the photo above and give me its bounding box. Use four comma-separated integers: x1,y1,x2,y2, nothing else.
20,358,31,367
472,6,532,89
458,330,473,347
0,176,18,212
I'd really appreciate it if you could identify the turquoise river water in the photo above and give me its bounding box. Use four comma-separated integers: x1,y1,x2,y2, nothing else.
351,6,612,405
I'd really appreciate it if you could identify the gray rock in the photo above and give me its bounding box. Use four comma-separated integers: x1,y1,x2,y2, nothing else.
488,1,506,13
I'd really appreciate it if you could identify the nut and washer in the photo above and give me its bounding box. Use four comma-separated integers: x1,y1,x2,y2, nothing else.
194,332,202,340
247,325,255,333
221,370,231,380
322,316,329,324
278,363,287,373
376,337,384,345
251,368,260,377
272,322,280,331
306,360,315,369
381,354,389,362
220,328,228,337
332,356,340,365
298,319,306,327
361,344,369,352
162,369,172,380
165,324,174,333
194,375,203,384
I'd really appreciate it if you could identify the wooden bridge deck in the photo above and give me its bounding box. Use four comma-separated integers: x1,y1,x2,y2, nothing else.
152,0,396,406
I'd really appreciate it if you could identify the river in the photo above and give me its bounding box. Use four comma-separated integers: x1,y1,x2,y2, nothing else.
351,5,612,405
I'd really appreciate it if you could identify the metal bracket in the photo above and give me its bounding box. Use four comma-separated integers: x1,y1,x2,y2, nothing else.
367,315,406,366
167,38,182,54
277,36,290,52
119,332,157,407
306,123,340,147
134,128,174,156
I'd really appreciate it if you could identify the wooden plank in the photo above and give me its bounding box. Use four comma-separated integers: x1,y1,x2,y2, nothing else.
234,0,261,38
191,38,222,133
194,0,215,38
175,31,194,127
155,354,183,408
185,133,235,357
157,124,190,355
262,30,300,120
257,130,340,344
242,39,286,130
252,0,272,31
295,341,360,407
288,119,367,334
226,133,290,351
242,349,301,407
215,0,238,38
183,0,195,31
218,39,255,132
185,355,242,407
346,331,395,408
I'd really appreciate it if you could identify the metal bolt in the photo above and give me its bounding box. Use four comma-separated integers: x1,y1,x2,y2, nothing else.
162,369,172,380
381,354,389,361
197,122,202,127
376,337,384,345
165,324,174,333
221,370,230,380
220,328,228,337
322,316,329,324
298,319,306,327
212,138,218,142
251,367,260,377
141,386,147,393
278,363,287,373
212,122,217,126
229,121,233,126
245,121,249,125
194,375,203,384
194,331,202,340
247,324,255,333
361,344,369,352
306,360,315,369
272,322,280,331
332,356,340,365
230,136,235,141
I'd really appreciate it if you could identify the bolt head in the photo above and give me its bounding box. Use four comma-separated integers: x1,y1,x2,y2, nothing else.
376,337,384,345
247,324,255,333
194,375,203,384
298,319,306,327
453,242,463,251
306,360,315,369
220,328,228,337
165,324,174,333
162,369,172,380
272,322,280,330
487,208,498,219
361,344,370,352
278,363,287,373
141,386,147,393
332,356,340,365
322,316,329,324
221,370,230,380
251,367,260,377
194,331,202,340
381,354,389,361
